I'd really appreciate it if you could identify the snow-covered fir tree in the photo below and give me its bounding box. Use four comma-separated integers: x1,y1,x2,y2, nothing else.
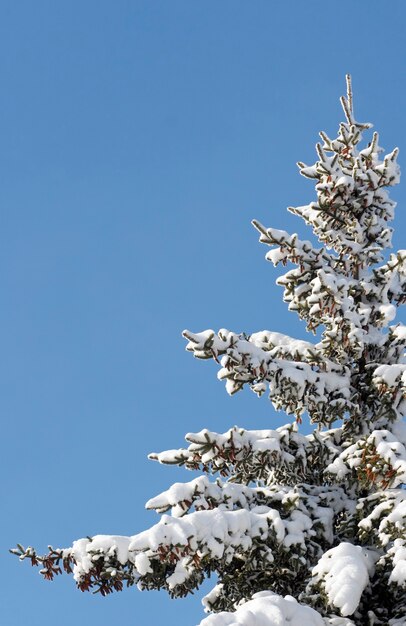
13,76,406,625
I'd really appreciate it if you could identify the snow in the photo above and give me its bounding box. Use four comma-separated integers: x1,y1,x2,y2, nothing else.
357,489,406,549
149,422,342,488
68,535,132,582
134,552,152,576
311,543,375,616
199,592,326,626
373,363,406,388
389,539,406,586
61,479,356,603
184,327,352,424
327,429,406,488
66,507,286,587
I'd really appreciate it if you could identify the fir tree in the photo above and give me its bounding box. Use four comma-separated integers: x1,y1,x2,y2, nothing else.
13,76,406,625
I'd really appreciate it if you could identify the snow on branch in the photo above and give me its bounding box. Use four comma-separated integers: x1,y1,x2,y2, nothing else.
326,429,406,490
199,590,329,626
251,220,336,270
149,422,338,486
367,251,406,306
183,329,351,424
357,488,406,548
146,476,350,547
290,114,400,265
372,363,406,412
310,543,376,617
12,482,352,609
10,505,306,600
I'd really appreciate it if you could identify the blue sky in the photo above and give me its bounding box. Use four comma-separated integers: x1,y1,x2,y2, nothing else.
2,2,406,625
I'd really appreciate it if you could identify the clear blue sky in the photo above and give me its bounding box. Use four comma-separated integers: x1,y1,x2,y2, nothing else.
2,2,406,625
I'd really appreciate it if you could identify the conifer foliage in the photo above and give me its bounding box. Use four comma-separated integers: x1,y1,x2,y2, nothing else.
13,77,406,625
